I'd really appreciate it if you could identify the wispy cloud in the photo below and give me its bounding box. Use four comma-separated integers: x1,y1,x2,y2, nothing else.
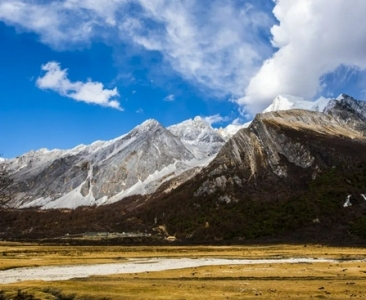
7,1,366,118
123,1,273,98
0,0,122,49
36,62,121,110
164,94,175,102
0,0,274,103
240,0,366,114
203,114,228,126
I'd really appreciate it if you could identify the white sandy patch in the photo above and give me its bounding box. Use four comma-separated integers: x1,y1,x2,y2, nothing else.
0,257,345,284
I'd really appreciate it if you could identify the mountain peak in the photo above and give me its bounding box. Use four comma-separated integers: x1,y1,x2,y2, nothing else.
263,94,331,113
193,116,204,122
139,119,160,127
133,119,162,133
336,93,355,101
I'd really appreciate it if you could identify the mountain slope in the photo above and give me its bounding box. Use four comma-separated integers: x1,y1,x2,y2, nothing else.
8,119,216,209
324,94,366,134
2,99,366,242
168,116,225,159
5,93,366,216
131,109,366,241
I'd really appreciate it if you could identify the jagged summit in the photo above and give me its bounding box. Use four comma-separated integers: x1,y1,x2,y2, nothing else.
336,93,354,101
263,94,331,113
7,117,224,209
168,117,225,159
137,118,161,129
6,93,366,211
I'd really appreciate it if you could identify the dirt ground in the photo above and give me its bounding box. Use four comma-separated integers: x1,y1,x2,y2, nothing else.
0,243,365,299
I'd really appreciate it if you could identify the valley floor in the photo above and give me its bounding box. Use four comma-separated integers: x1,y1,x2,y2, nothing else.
0,243,365,299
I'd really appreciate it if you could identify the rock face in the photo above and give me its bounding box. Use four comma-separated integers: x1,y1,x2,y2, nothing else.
193,109,366,200
324,94,366,135
132,107,366,242
2,95,366,242
7,119,220,209
168,116,225,159
5,94,366,212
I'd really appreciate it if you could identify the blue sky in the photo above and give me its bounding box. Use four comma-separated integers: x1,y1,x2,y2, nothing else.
1,0,366,158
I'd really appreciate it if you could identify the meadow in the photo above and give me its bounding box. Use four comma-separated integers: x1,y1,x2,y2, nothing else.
0,242,365,299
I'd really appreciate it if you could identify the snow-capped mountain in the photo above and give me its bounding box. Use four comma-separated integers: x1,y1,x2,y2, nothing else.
168,116,225,159
7,118,223,209
6,93,366,210
216,94,333,136
325,94,366,122
215,121,251,141
263,94,332,113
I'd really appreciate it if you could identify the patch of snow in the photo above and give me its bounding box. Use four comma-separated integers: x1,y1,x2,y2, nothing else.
168,116,225,160
41,179,96,209
216,121,251,140
343,195,352,207
103,155,216,205
20,197,53,208
263,94,333,113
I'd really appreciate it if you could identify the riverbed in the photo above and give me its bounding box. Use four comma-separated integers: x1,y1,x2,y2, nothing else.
0,257,343,284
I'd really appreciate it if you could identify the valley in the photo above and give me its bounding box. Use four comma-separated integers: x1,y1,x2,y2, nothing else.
0,243,365,299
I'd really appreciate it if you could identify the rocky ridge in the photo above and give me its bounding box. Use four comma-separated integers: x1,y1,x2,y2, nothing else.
6,118,224,209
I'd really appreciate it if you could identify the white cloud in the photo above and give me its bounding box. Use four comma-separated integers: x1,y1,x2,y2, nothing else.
0,0,126,49
123,0,273,98
5,0,366,118
164,94,175,102
240,0,366,114
0,0,273,100
203,114,228,126
231,118,244,126
36,62,121,110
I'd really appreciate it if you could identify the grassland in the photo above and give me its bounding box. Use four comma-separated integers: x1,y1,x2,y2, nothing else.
0,242,366,299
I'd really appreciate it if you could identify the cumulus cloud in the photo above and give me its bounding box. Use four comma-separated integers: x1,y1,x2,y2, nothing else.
203,114,228,126
164,94,175,102
36,62,121,110
240,0,366,114
7,0,366,118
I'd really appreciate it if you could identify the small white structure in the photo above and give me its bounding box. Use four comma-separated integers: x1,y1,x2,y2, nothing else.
166,236,177,242
360,194,366,201
343,195,352,207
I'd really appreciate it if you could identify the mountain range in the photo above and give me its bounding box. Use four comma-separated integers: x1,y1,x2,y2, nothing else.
2,93,366,243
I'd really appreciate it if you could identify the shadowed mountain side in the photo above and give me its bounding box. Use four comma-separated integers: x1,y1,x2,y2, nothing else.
131,110,366,242
1,109,366,244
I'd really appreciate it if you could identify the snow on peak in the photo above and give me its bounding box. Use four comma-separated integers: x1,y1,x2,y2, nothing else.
336,94,345,100
168,117,213,135
336,93,355,101
263,94,332,113
132,119,162,134
168,117,225,159
139,119,160,128
194,116,204,122
216,121,251,141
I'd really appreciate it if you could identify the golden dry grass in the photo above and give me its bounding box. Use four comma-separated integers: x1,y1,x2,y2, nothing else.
0,243,366,299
